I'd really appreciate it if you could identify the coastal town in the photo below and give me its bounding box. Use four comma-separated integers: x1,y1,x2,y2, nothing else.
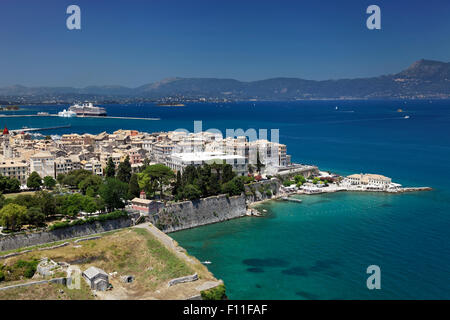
0,125,296,184
0,124,426,199
0,123,430,299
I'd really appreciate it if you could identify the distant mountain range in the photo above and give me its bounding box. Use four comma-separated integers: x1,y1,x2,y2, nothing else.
1,59,450,102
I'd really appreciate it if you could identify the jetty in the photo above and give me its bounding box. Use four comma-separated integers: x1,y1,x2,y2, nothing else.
0,114,160,121
281,197,302,203
391,187,432,193
10,125,71,133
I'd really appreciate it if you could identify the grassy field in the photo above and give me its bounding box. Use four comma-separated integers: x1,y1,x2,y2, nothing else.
3,191,36,199
0,230,120,256
0,281,94,300
0,226,218,300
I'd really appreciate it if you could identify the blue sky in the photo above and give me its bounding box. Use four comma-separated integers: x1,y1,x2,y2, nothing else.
1,0,449,87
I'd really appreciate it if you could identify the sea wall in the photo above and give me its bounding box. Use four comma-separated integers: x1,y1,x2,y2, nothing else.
245,179,281,203
147,194,247,233
0,217,132,252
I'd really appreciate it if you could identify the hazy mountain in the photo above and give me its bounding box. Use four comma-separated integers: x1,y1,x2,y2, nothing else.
1,59,449,100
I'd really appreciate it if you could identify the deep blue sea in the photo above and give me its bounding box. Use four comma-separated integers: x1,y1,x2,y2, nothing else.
2,100,450,299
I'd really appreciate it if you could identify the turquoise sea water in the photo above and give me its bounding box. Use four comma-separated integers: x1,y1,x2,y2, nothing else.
2,100,450,299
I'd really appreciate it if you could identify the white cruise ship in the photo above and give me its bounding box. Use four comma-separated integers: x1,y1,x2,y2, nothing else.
68,102,107,117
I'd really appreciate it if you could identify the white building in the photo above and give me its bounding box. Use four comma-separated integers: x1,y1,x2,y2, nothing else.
54,155,81,176
83,159,103,176
347,173,391,186
0,159,28,184
346,173,392,190
166,152,247,176
82,266,109,291
30,152,55,178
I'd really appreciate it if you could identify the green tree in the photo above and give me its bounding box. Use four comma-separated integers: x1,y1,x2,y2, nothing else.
117,155,132,183
82,196,99,214
60,193,85,217
85,186,95,197
0,203,28,231
78,175,103,195
26,171,42,190
222,177,245,196
12,194,39,208
99,178,128,211
222,164,236,183
0,176,20,193
172,171,182,196
210,163,223,182
128,173,140,199
294,175,306,185
61,169,92,188
182,165,198,186
26,207,46,227
197,164,212,197
256,151,264,174
105,157,116,178
207,173,221,196
43,176,56,189
180,184,202,200
139,164,174,200
140,158,151,172
137,171,156,198
35,191,57,218
283,179,295,187
0,193,6,210
56,173,65,185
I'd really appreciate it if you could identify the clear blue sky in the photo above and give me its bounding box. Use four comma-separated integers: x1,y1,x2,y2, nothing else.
1,0,449,87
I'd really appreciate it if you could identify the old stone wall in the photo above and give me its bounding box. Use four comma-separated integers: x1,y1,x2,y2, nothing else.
147,194,247,233
0,217,132,252
244,179,281,203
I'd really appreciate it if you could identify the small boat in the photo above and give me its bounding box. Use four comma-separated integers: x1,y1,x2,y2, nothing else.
397,108,403,112
202,261,212,265
335,106,339,110
404,115,410,119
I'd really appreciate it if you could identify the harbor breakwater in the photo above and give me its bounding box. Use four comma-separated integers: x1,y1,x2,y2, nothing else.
0,217,132,252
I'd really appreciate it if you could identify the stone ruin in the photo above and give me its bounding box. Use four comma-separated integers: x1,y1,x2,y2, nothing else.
36,258,66,277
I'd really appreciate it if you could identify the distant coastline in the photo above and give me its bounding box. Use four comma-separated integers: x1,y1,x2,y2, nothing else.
1,59,450,104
